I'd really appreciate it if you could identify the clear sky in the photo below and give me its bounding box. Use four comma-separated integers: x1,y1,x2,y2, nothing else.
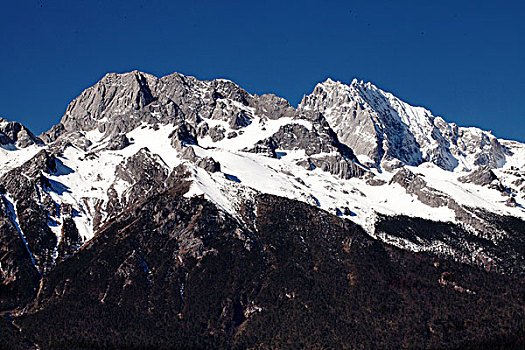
1,1,524,141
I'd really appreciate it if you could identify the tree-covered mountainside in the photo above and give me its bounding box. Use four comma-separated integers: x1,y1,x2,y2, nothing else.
2,182,521,349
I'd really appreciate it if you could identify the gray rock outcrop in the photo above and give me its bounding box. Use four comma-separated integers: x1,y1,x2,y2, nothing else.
0,117,43,148
196,157,221,173
106,133,131,151
181,146,221,173
297,155,365,179
389,168,449,208
458,166,499,186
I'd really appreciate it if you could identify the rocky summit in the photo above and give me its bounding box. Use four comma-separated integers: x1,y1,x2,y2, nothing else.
0,71,524,349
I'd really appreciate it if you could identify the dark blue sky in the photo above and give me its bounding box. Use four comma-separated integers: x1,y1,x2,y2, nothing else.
1,1,524,141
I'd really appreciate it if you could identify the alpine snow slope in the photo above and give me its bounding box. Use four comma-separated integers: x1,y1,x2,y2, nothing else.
3,70,524,271
0,71,524,349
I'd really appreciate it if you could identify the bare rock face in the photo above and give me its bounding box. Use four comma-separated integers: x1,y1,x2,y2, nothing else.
39,123,65,144
389,168,449,208
56,204,83,262
59,71,159,135
180,145,198,162
181,146,221,173
100,149,196,231
272,123,333,156
106,133,130,151
169,123,198,151
0,118,43,148
47,131,93,151
195,157,221,173
114,146,169,186
243,138,278,158
255,94,296,120
299,79,511,171
228,111,251,130
458,166,499,186
245,112,365,179
110,148,170,210
208,125,226,142
49,71,259,144
506,196,517,207
299,80,423,167
297,155,365,179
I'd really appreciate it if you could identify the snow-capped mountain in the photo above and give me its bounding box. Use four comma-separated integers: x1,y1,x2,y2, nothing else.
1,70,524,272
1,71,524,348
299,78,511,172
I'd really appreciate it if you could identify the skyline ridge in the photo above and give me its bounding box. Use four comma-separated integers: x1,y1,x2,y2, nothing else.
2,69,522,144
1,1,523,142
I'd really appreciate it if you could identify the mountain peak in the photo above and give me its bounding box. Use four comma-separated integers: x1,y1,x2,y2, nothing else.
299,78,510,171
0,117,43,149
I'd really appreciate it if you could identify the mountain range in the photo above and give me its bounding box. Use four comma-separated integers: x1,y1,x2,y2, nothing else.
0,71,523,349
